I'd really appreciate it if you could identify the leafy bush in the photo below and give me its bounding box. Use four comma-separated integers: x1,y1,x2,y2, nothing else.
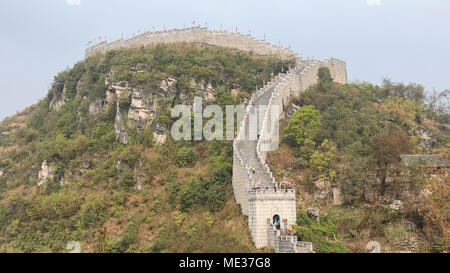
27,190,82,220
176,147,195,168
93,122,116,147
120,170,136,190
121,220,139,251
80,193,110,229
149,226,167,253
295,210,348,253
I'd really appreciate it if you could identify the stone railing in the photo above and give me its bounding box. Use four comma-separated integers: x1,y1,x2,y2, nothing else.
255,60,311,184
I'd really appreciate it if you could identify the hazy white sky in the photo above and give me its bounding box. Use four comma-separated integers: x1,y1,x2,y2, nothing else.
0,0,449,119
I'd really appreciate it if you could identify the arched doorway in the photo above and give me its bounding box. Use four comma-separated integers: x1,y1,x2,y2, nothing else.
272,214,281,230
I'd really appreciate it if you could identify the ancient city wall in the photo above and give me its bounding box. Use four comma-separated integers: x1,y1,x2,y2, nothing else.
85,27,297,60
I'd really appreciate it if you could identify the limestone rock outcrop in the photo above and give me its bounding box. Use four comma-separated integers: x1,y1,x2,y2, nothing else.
191,79,215,101
128,89,154,123
89,99,107,115
412,127,435,151
37,159,54,186
152,121,167,144
307,208,321,223
332,187,343,205
159,77,177,97
50,92,66,112
389,200,403,211
114,101,130,145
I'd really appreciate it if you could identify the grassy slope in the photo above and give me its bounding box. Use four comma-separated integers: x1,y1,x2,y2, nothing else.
0,43,291,252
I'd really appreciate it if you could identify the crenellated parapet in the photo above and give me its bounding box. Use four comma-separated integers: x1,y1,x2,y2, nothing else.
85,27,297,60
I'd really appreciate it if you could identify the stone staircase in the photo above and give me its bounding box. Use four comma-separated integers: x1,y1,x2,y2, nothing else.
267,219,314,253
233,59,307,251
232,58,346,252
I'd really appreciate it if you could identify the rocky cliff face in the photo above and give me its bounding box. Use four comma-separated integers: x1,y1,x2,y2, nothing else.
49,66,224,145
412,127,436,151
49,92,66,112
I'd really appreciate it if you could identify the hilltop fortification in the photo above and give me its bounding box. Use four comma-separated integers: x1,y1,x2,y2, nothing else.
86,27,297,60
85,27,347,252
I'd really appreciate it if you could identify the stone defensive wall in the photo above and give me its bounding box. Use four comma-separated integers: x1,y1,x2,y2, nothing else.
233,56,347,251
85,26,347,252
85,27,297,60
257,58,347,162
232,70,288,216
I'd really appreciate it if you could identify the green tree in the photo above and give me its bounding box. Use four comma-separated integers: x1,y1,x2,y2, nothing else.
285,105,320,150
93,122,116,147
318,67,333,92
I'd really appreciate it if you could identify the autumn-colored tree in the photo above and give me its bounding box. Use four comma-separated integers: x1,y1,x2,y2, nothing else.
310,139,337,182
370,129,412,195
421,147,450,252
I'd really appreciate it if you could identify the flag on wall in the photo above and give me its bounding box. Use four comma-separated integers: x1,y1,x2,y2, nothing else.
235,26,238,32
98,36,102,40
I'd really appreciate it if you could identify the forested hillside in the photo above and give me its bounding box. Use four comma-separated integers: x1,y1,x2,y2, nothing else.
0,43,291,252
268,68,449,252
0,44,448,253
